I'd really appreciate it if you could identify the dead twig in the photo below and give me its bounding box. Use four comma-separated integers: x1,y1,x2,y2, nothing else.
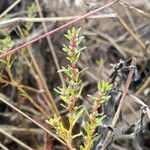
117,16,145,50
119,1,150,18
34,0,66,88
0,142,9,150
0,128,33,150
0,0,21,19
0,0,119,60
101,57,137,150
17,26,60,116
130,94,150,119
136,76,150,95
0,14,117,29
0,96,67,147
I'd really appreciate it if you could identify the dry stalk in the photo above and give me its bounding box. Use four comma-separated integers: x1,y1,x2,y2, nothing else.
0,0,21,19
0,0,119,60
34,0,66,88
136,76,150,95
0,128,33,150
119,1,150,18
0,96,67,147
0,142,9,150
117,16,145,50
17,26,60,116
101,57,137,150
0,14,117,28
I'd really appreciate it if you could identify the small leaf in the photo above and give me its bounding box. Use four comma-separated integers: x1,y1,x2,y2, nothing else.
95,115,106,127
67,29,71,36
60,103,67,109
78,84,84,97
77,28,81,36
72,27,76,34
77,36,85,45
64,34,70,40
72,132,82,139
62,44,70,52
101,95,111,102
58,67,70,76
78,47,86,52
54,88,61,94
72,108,84,126
59,95,68,103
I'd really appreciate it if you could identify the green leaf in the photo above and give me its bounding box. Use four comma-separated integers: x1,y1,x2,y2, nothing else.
78,84,84,97
77,28,81,36
96,58,105,66
87,94,97,101
77,36,84,45
78,47,86,52
54,88,61,94
95,115,106,127
72,132,82,139
62,44,70,52
58,66,70,76
60,103,67,109
72,27,76,34
67,29,71,36
101,95,111,102
64,34,70,40
69,115,74,125
59,95,68,103
72,108,84,126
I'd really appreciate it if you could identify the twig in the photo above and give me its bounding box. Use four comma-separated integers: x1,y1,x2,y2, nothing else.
0,128,33,150
130,94,150,119
117,16,145,50
0,96,67,147
34,0,66,88
119,1,150,18
0,125,43,134
0,14,117,29
136,76,150,95
93,29,127,58
0,0,119,60
0,76,48,116
101,57,136,150
0,142,9,150
84,31,143,57
0,0,21,19
17,26,59,116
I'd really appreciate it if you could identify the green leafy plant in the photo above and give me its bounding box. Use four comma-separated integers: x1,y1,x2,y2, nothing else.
81,81,112,150
46,27,112,150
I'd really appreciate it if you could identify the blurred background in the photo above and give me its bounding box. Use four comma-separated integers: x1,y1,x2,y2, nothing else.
0,0,149,149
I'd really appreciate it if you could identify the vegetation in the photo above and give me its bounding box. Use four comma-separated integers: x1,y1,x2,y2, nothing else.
0,0,149,150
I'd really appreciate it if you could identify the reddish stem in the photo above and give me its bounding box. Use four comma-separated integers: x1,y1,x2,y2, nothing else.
0,0,118,60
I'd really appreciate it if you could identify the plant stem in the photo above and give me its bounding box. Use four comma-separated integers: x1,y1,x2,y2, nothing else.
0,0,118,59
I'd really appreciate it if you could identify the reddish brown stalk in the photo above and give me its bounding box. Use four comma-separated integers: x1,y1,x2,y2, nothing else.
0,0,118,60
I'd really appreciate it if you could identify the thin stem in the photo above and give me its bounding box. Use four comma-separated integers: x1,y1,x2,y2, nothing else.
0,142,9,150
0,14,117,28
34,0,66,88
0,128,33,150
0,0,21,19
117,16,145,50
0,0,118,59
101,57,136,150
0,96,67,147
0,77,48,116
17,26,60,116
119,1,150,18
